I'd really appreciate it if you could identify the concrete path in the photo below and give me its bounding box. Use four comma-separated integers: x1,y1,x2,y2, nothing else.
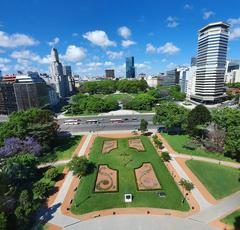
171,153,240,169
38,133,93,227
77,133,92,156
64,215,217,230
170,157,212,210
190,191,240,223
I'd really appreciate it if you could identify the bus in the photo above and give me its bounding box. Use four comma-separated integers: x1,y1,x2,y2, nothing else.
110,118,124,123
64,119,80,125
86,119,98,124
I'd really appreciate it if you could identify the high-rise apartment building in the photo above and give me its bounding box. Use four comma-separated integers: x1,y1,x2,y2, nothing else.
191,22,229,103
126,57,135,78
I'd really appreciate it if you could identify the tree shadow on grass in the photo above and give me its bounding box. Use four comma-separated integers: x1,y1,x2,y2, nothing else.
234,216,240,230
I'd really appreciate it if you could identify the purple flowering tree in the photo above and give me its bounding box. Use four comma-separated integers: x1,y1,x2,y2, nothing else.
0,137,41,158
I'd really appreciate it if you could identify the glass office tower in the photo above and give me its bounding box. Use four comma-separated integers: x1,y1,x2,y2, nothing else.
126,56,135,78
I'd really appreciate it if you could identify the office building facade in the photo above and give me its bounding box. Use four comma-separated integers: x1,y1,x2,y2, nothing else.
126,57,135,78
105,69,115,78
191,22,229,103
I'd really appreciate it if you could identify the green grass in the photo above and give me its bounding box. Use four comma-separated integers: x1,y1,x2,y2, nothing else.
186,160,240,199
103,93,134,102
162,133,235,162
71,136,189,215
221,209,240,227
39,136,81,163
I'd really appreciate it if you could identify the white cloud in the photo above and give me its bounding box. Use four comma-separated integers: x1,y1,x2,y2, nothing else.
158,42,180,54
11,50,51,65
61,45,86,62
146,42,180,55
87,62,103,67
0,31,39,48
166,17,179,28
228,18,240,26
0,57,11,63
83,30,116,47
121,40,136,48
38,55,51,64
146,43,157,53
184,4,193,10
47,37,60,46
203,10,215,20
229,27,240,40
167,62,178,69
106,50,123,59
0,63,10,72
0,49,5,54
117,26,131,39
104,61,114,66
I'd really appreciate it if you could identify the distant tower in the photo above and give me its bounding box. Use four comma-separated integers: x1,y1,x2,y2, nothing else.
50,48,69,97
126,57,135,78
192,22,229,104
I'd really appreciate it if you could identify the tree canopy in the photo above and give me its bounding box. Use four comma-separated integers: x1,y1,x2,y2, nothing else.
187,104,212,136
153,102,189,130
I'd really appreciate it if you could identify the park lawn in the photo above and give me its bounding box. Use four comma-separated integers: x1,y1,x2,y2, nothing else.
186,160,240,199
71,136,189,215
162,133,235,162
39,136,81,163
221,209,240,227
103,93,134,102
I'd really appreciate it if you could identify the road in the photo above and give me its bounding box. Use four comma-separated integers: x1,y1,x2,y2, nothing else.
58,114,157,133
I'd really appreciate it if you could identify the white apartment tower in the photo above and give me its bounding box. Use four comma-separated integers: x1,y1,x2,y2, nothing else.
191,22,229,103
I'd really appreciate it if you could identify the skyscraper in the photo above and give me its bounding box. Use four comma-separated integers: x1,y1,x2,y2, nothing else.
105,69,115,78
50,48,70,97
191,22,229,103
126,57,135,78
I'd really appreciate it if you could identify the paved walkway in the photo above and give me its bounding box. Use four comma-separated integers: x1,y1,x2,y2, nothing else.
38,134,93,227
171,153,240,169
64,215,217,230
170,157,212,210
190,191,240,224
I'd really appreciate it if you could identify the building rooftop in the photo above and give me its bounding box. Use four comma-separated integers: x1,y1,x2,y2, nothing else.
199,21,229,33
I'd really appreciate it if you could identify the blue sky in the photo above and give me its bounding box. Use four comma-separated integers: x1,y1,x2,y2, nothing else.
0,0,240,77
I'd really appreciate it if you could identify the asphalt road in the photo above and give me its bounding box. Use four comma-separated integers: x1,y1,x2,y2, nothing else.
58,114,157,132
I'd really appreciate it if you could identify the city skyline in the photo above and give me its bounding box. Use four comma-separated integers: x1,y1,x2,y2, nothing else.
0,0,240,77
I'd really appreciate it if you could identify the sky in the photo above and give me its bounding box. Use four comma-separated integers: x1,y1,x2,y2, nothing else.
0,0,240,77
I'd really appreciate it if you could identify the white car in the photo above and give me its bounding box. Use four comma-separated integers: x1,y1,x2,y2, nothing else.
124,194,133,203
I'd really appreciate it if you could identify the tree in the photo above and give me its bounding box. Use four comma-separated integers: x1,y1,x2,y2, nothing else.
33,178,54,200
212,107,240,132
0,137,41,159
161,152,171,161
15,190,32,227
139,119,148,133
179,178,194,202
125,93,155,111
0,212,6,230
2,154,38,187
67,156,95,176
224,126,240,161
44,167,59,181
0,108,58,149
153,102,189,130
187,104,211,137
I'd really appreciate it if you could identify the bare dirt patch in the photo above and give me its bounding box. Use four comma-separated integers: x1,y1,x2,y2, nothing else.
95,165,118,192
135,163,161,190
102,140,117,153
128,139,145,151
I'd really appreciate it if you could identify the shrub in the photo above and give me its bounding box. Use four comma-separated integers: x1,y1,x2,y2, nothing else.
162,152,171,161
44,167,59,181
